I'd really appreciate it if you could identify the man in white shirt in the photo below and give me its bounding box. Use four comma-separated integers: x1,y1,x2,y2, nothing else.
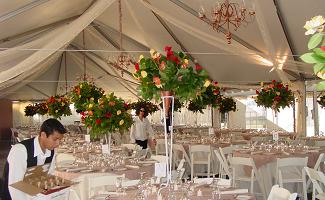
130,108,155,149
3,118,66,200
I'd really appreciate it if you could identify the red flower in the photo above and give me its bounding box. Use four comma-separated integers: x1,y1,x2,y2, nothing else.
164,46,172,52
256,90,260,94
108,101,116,106
105,113,112,118
135,63,140,71
171,55,180,64
274,96,282,102
95,119,102,125
321,46,325,52
195,65,203,71
88,110,93,116
48,96,56,103
213,81,218,86
166,51,174,59
272,80,276,83
285,85,289,92
277,83,283,89
213,90,219,95
80,112,85,116
153,76,161,86
123,103,129,108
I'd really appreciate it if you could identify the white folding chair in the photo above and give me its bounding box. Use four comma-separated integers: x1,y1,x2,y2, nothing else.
304,167,325,200
155,139,166,155
87,174,125,199
219,146,234,164
190,145,211,180
307,153,325,189
267,185,297,200
172,144,191,171
214,150,232,179
229,157,263,198
276,157,307,200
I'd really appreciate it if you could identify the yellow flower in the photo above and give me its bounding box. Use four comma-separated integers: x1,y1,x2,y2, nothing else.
117,110,121,115
156,84,162,88
55,110,58,113
183,59,189,65
119,119,124,125
260,82,264,87
80,84,83,89
90,97,94,101
79,95,81,98
138,55,144,62
204,80,211,87
88,104,93,108
150,49,156,57
127,109,132,114
141,71,147,78
276,92,280,96
304,15,325,35
61,102,65,106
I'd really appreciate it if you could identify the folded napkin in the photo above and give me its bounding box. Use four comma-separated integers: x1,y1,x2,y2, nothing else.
194,178,231,186
125,165,139,169
221,189,248,194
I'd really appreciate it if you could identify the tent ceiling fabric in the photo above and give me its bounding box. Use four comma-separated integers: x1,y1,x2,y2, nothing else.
0,0,321,101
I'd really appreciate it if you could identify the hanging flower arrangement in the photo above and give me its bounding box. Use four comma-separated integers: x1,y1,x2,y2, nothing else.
47,95,72,119
35,102,48,115
219,97,237,114
188,81,222,113
300,15,325,90
255,80,294,112
70,82,104,113
24,104,37,117
130,100,159,115
82,92,133,138
159,98,183,112
318,95,325,108
133,46,209,102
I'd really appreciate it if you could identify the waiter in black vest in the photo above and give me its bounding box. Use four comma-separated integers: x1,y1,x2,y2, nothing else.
3,118,66,200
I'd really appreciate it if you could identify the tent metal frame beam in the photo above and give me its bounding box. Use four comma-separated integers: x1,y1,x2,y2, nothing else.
168,0,263,54
273,0,304,80
0,0,50,23
0,15,80,43
152,12,201,66
55,53,65,96
25,85,50,98
92,21,150,51
91,24,122,51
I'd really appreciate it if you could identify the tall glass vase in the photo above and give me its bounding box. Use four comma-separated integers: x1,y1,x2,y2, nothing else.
160,91,174,184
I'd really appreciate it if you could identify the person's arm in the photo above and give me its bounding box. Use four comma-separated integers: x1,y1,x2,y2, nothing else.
48,152,57,175
8,144,28,200
146,118,154,140
130,123,136,143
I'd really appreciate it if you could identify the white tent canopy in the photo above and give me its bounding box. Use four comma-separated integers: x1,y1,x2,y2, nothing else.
0,0,322,101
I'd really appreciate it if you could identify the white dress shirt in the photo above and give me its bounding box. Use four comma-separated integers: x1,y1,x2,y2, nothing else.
130,116,154,143
7,136,56,200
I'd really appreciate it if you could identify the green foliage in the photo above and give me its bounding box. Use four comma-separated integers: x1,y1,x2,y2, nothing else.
130,100,159,115
47,95,72,119
133,46,209,102
159,98,183,112
82,93,133,138
24,104,37,117
255,80,294,112
70,82,104,113
35,102,48,115
188,82,222,113
219,97,237,114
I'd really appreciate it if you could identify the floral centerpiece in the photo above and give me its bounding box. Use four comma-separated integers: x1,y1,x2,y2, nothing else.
300,15,325,90
81,92,133,138
47,95,72,119
70,82,104,113
188,81,222,113
318,95,325,108
159,98,183,112
35,102,48,115
24,104,37,116
255,80,294,112
219,97,237,114
133,46,209,102
130,100,159,115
